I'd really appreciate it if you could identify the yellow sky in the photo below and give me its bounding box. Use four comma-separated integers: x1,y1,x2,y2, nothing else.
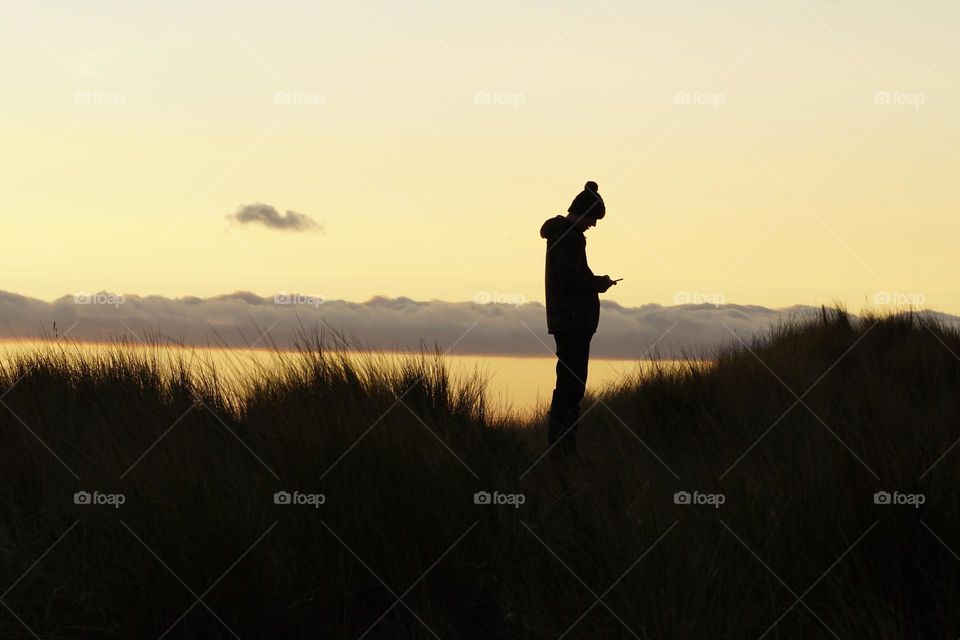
2,1,958,313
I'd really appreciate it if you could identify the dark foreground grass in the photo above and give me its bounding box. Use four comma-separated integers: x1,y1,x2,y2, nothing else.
2,307,960,639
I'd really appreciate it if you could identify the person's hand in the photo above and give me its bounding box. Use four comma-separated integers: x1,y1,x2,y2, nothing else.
596,275,617,293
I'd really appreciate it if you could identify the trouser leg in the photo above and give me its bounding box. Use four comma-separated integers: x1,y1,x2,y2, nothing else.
548,330,592,449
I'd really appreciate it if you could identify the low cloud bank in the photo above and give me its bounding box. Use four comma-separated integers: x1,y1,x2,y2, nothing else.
0,291,947,359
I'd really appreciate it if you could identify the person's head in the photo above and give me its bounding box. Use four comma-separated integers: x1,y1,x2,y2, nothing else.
566,212,598,232
566,181,605,231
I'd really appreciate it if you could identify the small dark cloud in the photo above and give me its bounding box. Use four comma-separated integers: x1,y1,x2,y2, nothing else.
227,202,323,233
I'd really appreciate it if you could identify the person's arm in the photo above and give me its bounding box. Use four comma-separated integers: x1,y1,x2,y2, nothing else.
553,239,609,293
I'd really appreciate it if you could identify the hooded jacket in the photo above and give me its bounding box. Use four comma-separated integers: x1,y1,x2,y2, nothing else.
539,215,606,334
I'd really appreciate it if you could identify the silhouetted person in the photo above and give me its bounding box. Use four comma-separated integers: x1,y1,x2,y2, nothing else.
540,181,617,455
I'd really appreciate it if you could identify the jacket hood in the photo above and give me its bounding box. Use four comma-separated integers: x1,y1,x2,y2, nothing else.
540,215,576,240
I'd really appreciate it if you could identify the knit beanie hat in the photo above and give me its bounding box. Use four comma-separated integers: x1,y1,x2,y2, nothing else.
567,181,605,219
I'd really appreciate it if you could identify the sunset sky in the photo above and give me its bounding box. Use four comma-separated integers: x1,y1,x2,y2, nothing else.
2,0,959,317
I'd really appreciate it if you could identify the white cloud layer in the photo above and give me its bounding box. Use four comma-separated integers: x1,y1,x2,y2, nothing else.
0,290,900,360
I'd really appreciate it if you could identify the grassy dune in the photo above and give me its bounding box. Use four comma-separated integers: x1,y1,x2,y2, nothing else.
1,307,959,638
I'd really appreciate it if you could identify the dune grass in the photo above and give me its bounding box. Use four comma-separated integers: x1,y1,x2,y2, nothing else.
1,306,959,638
